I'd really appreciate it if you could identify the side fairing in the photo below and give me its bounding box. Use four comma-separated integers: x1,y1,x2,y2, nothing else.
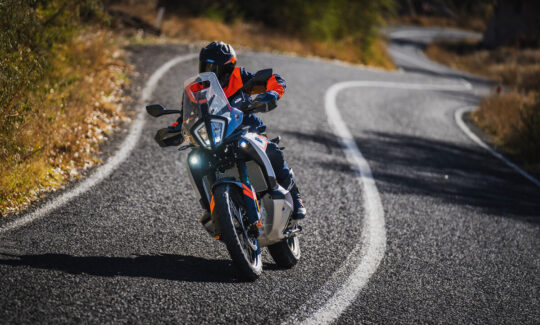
241,133,278,190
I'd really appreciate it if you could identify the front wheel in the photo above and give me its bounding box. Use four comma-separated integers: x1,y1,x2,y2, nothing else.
213,185,262,281
268,236,301,268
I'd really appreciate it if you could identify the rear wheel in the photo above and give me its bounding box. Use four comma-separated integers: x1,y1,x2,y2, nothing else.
268,236,301,268
213,185,262,281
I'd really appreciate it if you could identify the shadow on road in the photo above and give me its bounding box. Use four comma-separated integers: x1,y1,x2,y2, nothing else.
0,252,243,283
283,130,540,223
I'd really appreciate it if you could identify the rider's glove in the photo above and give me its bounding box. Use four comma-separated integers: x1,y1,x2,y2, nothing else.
251,91,278,113
255,91,278,103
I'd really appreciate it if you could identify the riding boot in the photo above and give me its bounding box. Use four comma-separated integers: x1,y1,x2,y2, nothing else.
280,169,306,220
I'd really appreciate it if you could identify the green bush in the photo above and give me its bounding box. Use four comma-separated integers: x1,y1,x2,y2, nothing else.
156,0,396,53
0,0,105,159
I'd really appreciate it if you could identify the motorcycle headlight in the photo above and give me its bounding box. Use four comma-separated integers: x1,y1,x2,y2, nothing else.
194,119,225,148
210,119,225,146
195,124,211,147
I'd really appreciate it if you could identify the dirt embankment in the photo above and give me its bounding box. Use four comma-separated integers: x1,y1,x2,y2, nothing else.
425,40,540,173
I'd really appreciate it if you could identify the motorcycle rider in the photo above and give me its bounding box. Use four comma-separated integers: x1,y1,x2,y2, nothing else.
166,41,306,221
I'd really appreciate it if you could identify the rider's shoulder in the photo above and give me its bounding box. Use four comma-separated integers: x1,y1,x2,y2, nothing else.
237,66,254,82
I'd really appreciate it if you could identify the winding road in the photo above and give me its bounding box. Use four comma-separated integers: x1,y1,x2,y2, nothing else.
1,26,539,324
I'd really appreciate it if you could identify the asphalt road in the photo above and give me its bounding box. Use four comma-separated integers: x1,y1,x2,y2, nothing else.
1,27,539,324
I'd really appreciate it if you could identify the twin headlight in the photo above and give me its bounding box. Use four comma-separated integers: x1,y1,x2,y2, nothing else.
194,119,225,148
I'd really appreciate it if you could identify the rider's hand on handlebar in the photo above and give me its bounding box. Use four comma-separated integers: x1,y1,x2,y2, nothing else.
246,91,278,113
254,91,278,104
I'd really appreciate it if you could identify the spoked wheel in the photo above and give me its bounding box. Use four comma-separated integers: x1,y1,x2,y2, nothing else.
213,185,262,281
268,230,301,268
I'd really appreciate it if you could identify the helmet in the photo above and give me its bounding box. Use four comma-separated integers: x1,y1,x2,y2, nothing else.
199,41,237,88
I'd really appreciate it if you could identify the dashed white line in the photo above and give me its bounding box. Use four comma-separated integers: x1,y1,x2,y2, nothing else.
0,53,198,234
455,107,540,189
286,81,471,324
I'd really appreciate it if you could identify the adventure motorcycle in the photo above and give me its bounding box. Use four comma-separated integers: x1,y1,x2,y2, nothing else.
146,71,301,280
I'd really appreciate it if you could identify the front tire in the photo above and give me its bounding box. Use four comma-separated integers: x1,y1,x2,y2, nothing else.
268,236,301,268
213,185,262,281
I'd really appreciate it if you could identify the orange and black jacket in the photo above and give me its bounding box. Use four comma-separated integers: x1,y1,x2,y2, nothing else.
170,67,286,134
224,66,286,133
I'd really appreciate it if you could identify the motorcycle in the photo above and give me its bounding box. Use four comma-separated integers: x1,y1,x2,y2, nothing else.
146,71,301,280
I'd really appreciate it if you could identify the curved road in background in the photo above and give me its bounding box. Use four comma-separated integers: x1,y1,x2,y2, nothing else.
1,27,539,324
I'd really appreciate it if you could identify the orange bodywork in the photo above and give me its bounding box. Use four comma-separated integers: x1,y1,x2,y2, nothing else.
210,195,215,214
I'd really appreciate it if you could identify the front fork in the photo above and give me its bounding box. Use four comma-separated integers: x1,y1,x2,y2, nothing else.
237,160,261,226
237,160,261,255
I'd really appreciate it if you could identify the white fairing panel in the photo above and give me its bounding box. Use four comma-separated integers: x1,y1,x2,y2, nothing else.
242,133,277,182
257,185,294,247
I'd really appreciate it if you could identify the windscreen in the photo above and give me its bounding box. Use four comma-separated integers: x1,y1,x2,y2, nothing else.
182,72,243,137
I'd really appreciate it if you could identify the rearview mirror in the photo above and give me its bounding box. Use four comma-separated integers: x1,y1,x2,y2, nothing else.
146,104,181,117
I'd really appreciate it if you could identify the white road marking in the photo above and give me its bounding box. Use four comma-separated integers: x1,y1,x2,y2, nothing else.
0,53,198,234
460,78,472,90
455,108,540,189
286,81,471,324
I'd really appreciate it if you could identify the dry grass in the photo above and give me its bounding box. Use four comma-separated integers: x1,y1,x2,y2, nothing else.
473,93,540,168
0,28,132,216
426,40,540,171
110,3,395,69
425,40,540,91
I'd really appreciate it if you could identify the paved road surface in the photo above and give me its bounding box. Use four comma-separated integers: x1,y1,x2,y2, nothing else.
1,27,539,324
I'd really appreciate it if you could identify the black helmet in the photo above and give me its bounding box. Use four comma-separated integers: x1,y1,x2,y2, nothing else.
199,41,237,88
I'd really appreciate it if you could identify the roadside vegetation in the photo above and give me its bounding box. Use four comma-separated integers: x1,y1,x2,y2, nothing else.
398,0,540,172
425,37,540,172
109,0,396,69
391,0,494,32
0,1,132,216
1,0,397,217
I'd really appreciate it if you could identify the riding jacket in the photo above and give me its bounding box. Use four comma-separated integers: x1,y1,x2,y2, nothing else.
169,67,286,135
224,67,286,133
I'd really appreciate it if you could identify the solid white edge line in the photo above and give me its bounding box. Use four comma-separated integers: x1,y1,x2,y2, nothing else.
285,80,471,325
455,108,540,189
0,53,198,234
300,82,387,324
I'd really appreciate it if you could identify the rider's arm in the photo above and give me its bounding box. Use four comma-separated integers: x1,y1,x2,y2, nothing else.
265,73,286,99
254,73,285,107
240,68,286,101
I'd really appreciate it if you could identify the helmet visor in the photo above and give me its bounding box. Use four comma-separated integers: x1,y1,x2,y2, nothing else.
199,61,234,88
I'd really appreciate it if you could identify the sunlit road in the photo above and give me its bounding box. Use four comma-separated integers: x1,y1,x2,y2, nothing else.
1,27,539,324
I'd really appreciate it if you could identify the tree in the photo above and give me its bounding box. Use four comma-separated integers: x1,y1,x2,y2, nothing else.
483,0,540,47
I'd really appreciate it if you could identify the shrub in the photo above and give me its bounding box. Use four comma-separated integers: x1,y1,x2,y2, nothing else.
155,0,396,63
473,92,540,164
0,0,106,160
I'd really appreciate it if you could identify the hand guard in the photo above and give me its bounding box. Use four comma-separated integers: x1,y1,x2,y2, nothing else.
248,91,278,113
154,128,184,147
